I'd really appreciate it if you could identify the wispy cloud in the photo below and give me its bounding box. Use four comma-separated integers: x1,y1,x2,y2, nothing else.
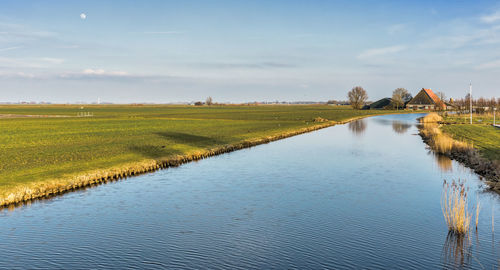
387,24,406,35
198,61,296,69
58,69,174,81
357,45,406,59
480,11,500,23
0,69,173,81
40,57,64,64
144,31,183,34
475,59,500,70
0,56,64,68
0,46,22,52
60,69,130,79
0,71,36,79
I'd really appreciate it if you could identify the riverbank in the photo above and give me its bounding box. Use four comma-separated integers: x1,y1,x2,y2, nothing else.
417,113,500,191
0,105,404,206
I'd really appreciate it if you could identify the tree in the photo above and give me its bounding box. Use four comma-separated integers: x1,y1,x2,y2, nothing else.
206,96,213,106
347,86,368,110
436,91,446,102
391,88,411,110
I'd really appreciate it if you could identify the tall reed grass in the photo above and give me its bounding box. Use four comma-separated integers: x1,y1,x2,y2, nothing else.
441,179,479,235
419,113,472,155
420,112,443,123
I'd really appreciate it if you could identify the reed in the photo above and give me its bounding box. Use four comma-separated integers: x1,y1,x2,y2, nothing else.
420,112,443,123
441,179,481,235
419,114,472,155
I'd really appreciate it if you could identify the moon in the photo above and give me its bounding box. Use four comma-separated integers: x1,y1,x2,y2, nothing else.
80,13,86,20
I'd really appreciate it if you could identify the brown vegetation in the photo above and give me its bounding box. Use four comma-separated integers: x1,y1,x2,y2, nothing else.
441,179,475,235
419,113,471,155
418,113,500,192
348,86,368,110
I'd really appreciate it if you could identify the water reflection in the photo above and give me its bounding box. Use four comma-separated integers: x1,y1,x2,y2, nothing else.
1,113,498,269
441,232,472,268
391,121,412,134
435,153,453,172
348,119,366,136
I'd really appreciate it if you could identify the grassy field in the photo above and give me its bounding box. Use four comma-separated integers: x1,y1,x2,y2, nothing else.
0,104,400,205
441,124,500,161
439,112,500,161
442,112,499,125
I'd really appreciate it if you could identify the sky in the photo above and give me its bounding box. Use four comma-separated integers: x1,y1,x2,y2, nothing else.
0,0,499,103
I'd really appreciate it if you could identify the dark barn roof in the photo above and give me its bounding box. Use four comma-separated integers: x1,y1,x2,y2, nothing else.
362,97,392,110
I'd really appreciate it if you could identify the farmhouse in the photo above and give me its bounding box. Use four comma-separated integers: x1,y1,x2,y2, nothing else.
406,88,446,110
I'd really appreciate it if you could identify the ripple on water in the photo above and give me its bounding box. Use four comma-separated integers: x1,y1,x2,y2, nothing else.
0,113,499,269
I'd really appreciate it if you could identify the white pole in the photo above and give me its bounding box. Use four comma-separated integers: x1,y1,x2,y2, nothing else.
470,81,472,124
494,108,497,126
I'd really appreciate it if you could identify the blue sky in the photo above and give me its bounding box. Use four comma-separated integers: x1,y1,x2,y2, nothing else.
0,0,499,103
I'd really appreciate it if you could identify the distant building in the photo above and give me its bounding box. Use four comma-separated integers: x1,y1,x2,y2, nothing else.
406,88,446,110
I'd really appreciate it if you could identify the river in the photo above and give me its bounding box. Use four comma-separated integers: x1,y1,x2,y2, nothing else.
0,113,498,269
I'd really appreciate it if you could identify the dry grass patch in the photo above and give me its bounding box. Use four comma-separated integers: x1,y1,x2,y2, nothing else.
419,114,472,155
441,179,479,235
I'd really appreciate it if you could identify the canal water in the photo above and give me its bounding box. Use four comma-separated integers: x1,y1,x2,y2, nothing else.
1,114,499,269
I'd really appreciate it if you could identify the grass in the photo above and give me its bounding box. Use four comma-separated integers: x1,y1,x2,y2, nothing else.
441,124,500,162
0,104,401,205
419,113,472,155
441,179,478,235
442,112,499,125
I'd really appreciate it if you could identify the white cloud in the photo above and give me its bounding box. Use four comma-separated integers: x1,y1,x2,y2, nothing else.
480,11,500,23
80,13,87,20
357,45,406,59
82,68,128,76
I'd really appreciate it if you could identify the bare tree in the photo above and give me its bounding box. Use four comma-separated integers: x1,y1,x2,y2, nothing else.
347,86,368,110
205,96,213,106
436,91,446,102
391,88,411,110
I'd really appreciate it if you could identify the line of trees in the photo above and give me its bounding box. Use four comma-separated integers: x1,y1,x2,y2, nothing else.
452,96,500,113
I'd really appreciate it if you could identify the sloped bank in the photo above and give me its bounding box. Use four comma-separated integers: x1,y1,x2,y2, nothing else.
417,113,500,191
1,116,377,207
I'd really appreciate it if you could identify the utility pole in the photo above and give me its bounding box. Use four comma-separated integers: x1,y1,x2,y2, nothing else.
469,81,472,124
494,107,497,126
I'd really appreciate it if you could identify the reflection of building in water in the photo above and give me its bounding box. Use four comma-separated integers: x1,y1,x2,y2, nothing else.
391,121,411,134
348,120,366,136
441,232,472,268
435,154,453,172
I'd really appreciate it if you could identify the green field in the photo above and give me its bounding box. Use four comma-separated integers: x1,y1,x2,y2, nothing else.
441,124,500,162
0,105,400,204
440,112,500,161
442,112,499,125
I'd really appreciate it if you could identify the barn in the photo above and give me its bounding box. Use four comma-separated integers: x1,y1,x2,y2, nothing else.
406,88,446,110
